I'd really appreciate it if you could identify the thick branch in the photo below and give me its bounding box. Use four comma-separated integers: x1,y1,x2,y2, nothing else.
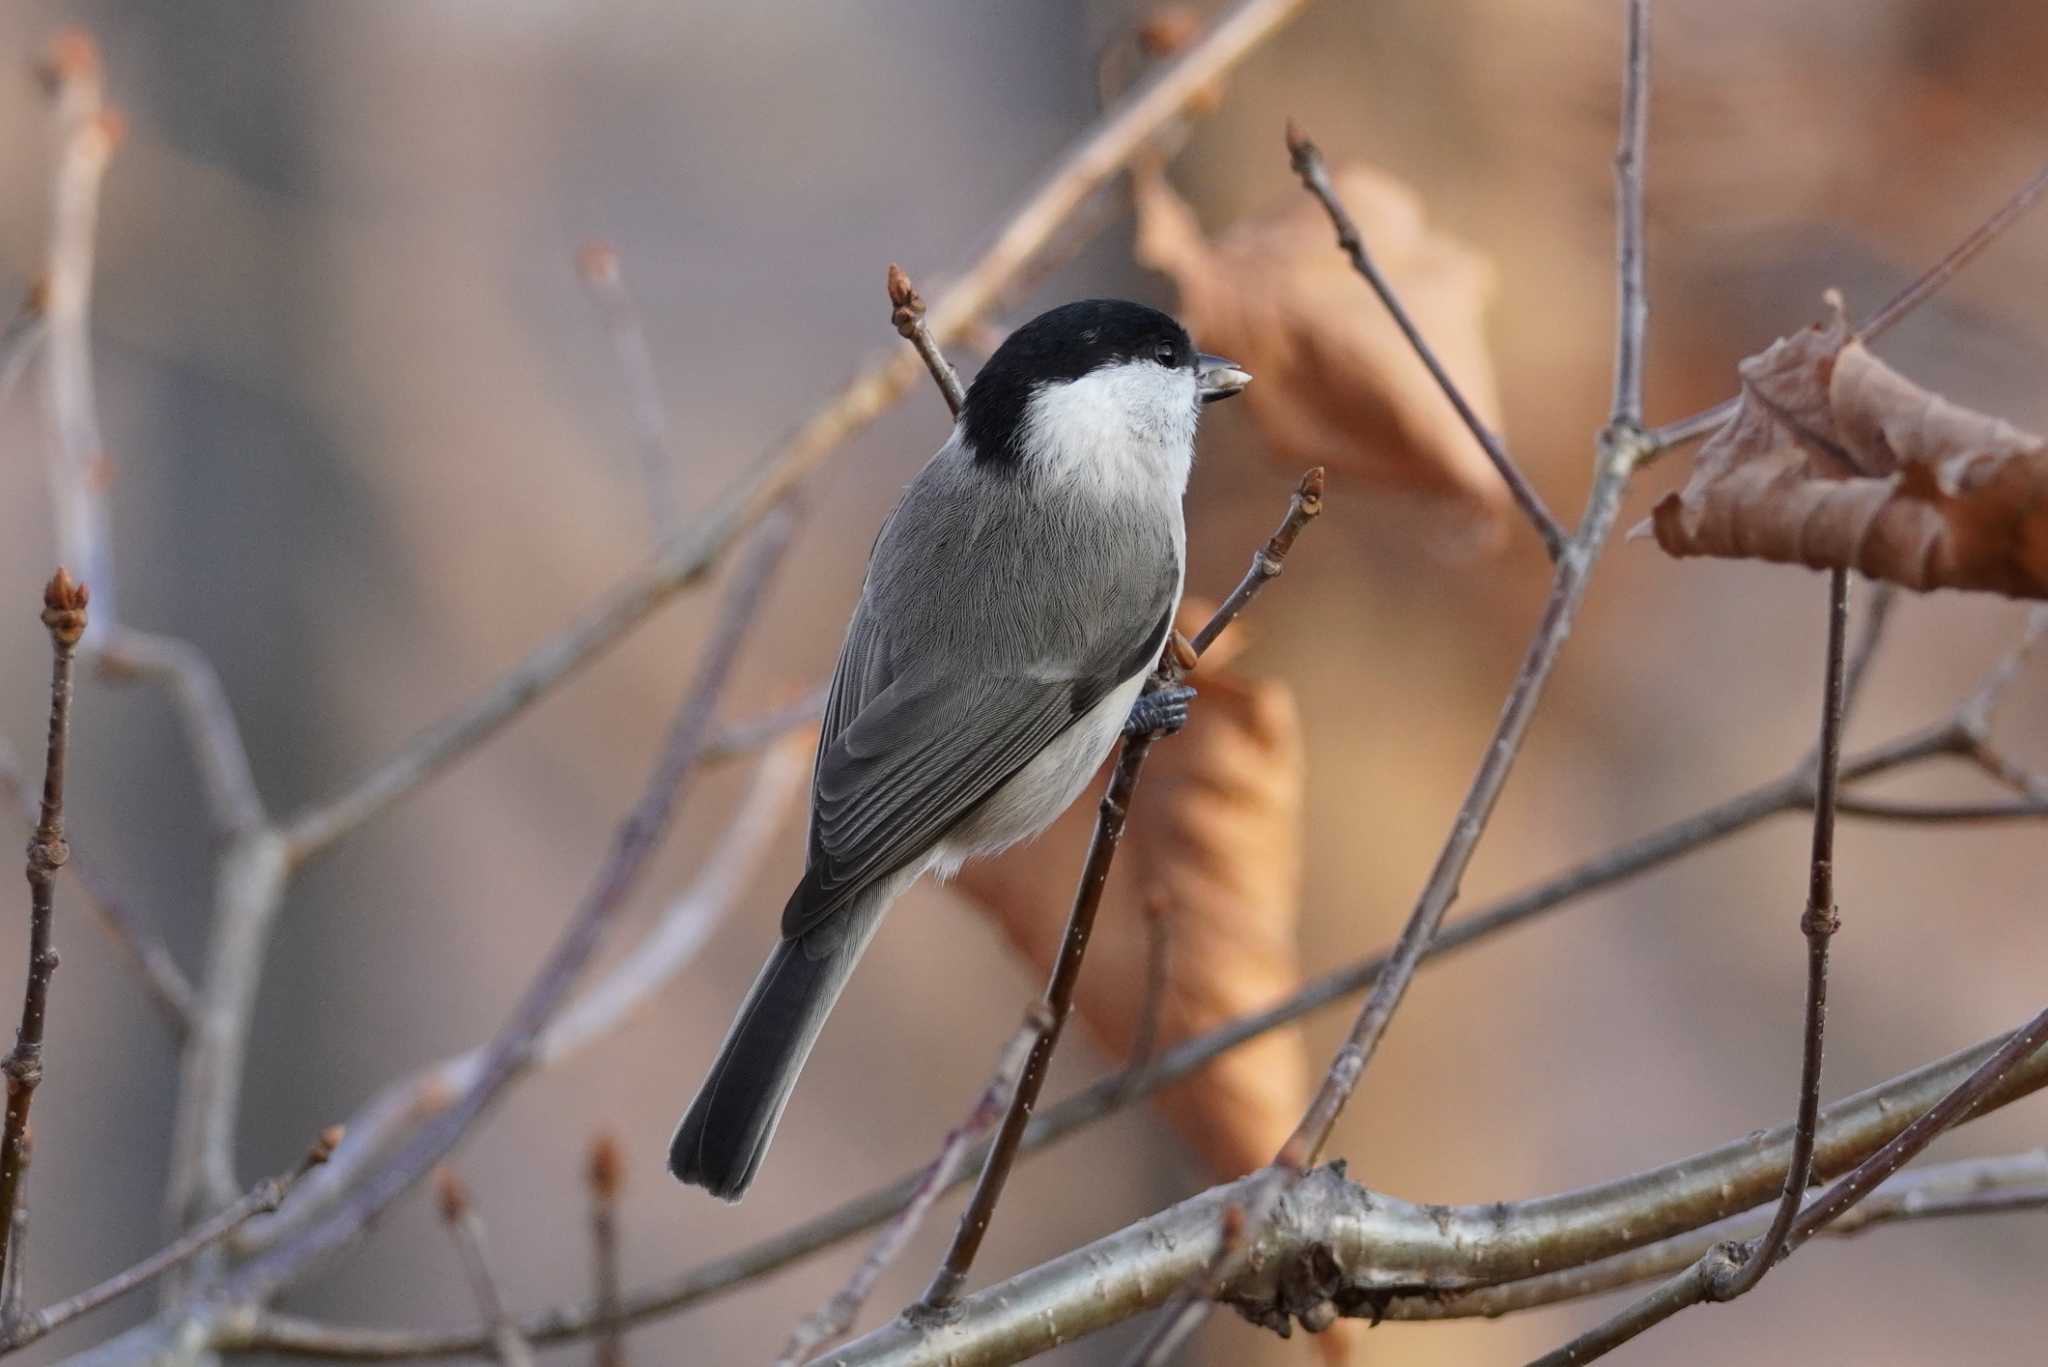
822,1024,2048,1365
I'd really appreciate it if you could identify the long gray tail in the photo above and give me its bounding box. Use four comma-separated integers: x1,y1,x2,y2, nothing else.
669,894,887,1200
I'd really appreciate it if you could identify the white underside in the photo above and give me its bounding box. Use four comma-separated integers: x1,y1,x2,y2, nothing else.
928,667,1151,878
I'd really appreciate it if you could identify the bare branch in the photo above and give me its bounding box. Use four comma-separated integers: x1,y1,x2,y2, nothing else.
1609,0,1651,429
236,729,804,1257
1285,122,1566,559
0,1129,334,1354
1859,156,2048,343
36,33,119,647
701,689,826,765
1529,1006,2048,1367
778,1005,1052,1366
1646,157,2048,458
0,572,89,1298
1187,467,1324,656
586,1135,624,1367
94,630,267,836
0,747,195,1035
1707,568,1849,1302
577,242,682,541
0,283,45,414
434,1170,533,1367
1410,1149,2048,1320
887,265,967,417
273,0,1317,869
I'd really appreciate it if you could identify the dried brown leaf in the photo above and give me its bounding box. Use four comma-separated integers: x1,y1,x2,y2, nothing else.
1135,164,1506,547
953,601,1307,1177
1651,295,2048,598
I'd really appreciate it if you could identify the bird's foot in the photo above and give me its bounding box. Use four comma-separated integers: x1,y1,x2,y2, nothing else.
1124,683,1196,738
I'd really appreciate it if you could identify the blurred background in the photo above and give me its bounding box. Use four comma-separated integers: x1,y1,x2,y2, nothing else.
1,2,2046,1363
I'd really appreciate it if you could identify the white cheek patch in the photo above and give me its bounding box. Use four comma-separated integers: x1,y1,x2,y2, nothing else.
1020,361,1199,501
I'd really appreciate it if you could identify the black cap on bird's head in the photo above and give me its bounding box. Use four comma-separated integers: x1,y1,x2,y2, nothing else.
961,299,1249,468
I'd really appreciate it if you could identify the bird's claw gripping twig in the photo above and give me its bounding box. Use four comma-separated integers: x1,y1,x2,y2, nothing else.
1124,684,1195,739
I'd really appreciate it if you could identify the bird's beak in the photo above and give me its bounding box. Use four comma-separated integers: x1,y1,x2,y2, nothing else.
1196,353,1252,404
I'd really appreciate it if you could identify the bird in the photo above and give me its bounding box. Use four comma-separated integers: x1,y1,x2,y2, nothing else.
669,298,1250,1199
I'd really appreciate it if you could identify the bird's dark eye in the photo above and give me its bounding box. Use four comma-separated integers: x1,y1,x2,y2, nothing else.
1153,340,1180,367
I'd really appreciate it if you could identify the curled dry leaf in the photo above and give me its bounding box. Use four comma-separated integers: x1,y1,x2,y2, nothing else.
1134,163,1507,548
953,601,1308,1177
1651,294,2048,598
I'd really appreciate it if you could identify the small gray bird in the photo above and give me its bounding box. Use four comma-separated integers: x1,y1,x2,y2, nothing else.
669,299,1250,1199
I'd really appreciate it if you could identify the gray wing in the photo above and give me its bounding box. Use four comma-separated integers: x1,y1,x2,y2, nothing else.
781,593,1173,941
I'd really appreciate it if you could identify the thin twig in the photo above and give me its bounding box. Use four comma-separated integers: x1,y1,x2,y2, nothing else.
1281,1,1655,1171
887,265,966,418
778,1005,1052,1365
1188,468,1324,656
1,1166,27,1331
1609,0,1651,429
917,470,1325,1310
0,572,88,1299
1646,157,2048,457
94,629,267,835
0,1129,335,1354
1284,124,1565,561
0,283,45,414
702,689,827,765
1527,1006,2048,1367
434,1170,534,1367
1836,794,2048,822
1283,446,1639,1167
234,737,803,1256
0,747,195,1035
1708,567,1849,1302
1786,1006,2048,1245
586,1136,624,1367
37,32,119,648
273,0,1316,870
1859,156,2048,343
578,243,682,541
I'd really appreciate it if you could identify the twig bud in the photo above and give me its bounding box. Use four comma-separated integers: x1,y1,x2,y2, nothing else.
577,241,621,287
1137,7,1203,57
306,1125,344,1168
587,1131,624,1202
35,28,101,97
886,263,926,338
433,1166,470,1224
1284,117,1315,169
41,570,89,647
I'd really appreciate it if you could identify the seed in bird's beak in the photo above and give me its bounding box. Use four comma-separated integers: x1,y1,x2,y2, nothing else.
1196,353,1252,403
